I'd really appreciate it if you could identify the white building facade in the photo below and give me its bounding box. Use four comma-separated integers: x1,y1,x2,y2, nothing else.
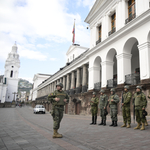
34,0,150,115
0,43,20,103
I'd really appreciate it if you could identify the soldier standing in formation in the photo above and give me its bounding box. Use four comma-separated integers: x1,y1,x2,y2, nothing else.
108,88,120,127
48,83,69,138
133,86,147,130
90,92,99,125
98,89,108,126
121,85,132,128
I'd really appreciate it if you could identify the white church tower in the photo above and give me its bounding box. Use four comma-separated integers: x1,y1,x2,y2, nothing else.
4,42,20,102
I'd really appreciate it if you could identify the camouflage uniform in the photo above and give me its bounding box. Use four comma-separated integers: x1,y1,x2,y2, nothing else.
133,86,147,130
90,92,99,125
48,83,69,138
98,89,108,126
121,86,132,128
109,88,119,127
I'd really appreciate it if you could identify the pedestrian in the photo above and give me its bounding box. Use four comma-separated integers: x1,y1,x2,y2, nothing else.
108,88,119,127
48,83,69,138
133,86,147,130
98,89,108,126
90,92,99,125
121,85,132,128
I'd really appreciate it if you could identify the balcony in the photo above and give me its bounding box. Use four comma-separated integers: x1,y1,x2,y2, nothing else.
96,38,101,45
125,13,136,24
125,73,140,85
94,82,101,91
75,87,82,94
107,79,117,88
82,85,88,93
108,28,116,36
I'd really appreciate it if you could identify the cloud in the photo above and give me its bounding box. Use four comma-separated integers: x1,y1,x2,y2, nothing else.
50,58,57,61
76,0,96,10
0,0,91,62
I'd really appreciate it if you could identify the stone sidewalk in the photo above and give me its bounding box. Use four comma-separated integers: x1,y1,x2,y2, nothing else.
0,106,150,150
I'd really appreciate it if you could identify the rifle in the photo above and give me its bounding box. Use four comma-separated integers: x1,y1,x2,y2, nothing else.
121,91,124,110
133,98,135,123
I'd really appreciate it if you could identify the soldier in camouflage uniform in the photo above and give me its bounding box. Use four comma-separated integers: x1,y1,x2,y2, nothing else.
133,86,147,130
98,89,108,126
108,88,120,127
121,85,132,128
90,92,99,125
48,83,69,138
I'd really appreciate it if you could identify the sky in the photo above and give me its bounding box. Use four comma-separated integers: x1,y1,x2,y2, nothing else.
0,0,96,83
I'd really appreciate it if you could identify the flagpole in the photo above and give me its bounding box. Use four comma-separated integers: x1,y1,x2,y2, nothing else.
72,19,75,45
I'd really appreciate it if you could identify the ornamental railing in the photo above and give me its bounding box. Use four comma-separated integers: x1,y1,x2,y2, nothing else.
94,82,101,91
75,87,82,94
82,85,88,93
65,90,70,95
125,13,136,24
125,73,140,85
108,28,116,36
70,89,75,95
96,38,101,45
107,79,117,88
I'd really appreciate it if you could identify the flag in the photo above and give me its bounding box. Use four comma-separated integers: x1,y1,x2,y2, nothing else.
72,21,75,44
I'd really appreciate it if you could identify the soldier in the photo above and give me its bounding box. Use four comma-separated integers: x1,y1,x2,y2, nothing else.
121,85,132,128
48,83,69,138
90,92,99,125
108,88,119,127
133,86,147,130
98,89,108,126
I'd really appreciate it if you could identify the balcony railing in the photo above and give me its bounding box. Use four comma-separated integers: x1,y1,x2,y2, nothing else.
75,87,82,94
65,90,70,95
108,28,116,36
94,82,101,91
125,13,136,24
96,38,101,45
125,73,140,85
107,79,117,88
82,85,88,93
70,89,75,95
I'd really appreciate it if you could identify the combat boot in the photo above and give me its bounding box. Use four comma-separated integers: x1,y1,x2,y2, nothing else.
56,129,63,138
140,123,145,130
109,121,114,126
134,123,141,130
90,116,94,125
98,119,103,125
126,124,131,128
121,123,126,127
94,116,97,125
145,119,148,126
103,120,106,126
113,121,118,127
53,129,58,138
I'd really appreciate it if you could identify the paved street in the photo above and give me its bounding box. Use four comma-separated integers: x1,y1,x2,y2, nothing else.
0,106,150,150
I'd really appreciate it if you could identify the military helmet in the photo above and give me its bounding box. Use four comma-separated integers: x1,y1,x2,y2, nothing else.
136,85,142,90
110,88,115,92
92,92,96,95
124,85,129,90
100,89,105,93
56,83,63,88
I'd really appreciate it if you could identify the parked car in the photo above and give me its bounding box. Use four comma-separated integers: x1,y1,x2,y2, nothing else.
33,105,45,114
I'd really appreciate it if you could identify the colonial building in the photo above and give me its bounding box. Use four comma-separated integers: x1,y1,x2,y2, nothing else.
0,43,20,103
33,0,150,115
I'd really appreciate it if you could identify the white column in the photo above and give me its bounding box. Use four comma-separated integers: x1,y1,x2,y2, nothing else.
116,53,132,85
63,76,66,91
82,65,87,86
66,74,70,90
93,26,97,47
138,42,150,80
101,61,114,88
71,71,75,89
102,15,109,41
88,66,100,90
76,68,81,88
136,0,149,17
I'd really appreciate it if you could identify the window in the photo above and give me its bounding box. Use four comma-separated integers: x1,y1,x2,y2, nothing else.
96,25,102,45
99,25,101,40
12,66,14,68
128,0,135,18
10,71,13,77
111,13,116,30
